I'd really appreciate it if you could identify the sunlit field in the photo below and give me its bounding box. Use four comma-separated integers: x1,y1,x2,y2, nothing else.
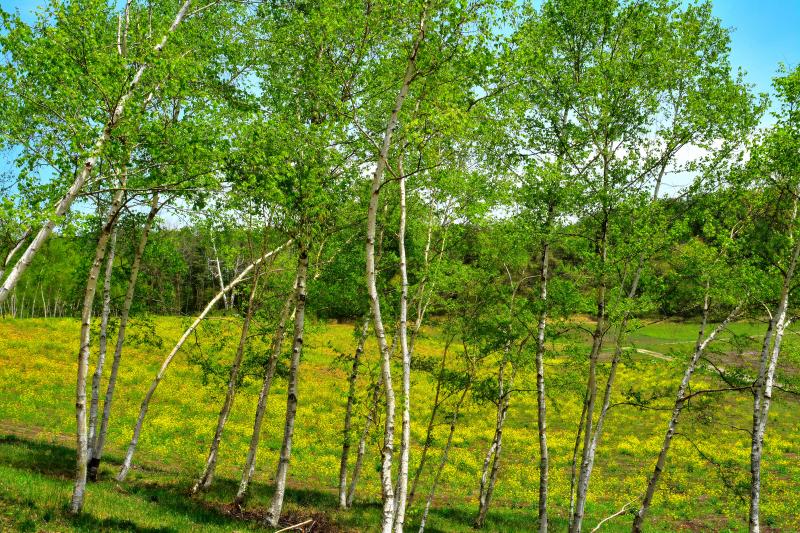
0,317,797,532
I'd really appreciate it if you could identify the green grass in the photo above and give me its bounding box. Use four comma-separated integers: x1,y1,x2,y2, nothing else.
0,316,798,532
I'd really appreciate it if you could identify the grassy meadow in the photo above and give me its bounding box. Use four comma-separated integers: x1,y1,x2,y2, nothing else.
0,316,798,532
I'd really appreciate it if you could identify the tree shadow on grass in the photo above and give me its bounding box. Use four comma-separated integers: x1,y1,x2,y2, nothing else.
0,433,380,531
2,432,535,532
0,434,265,531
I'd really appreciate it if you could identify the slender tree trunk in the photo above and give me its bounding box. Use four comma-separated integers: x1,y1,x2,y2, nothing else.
418,384,470,533
570,212,609,533
212,236,228,310
569,392,588,530
749,218,800,533
117,240,290,481
235,278,297,505
393,163,411,533
633,291,743,532
0,229,31,283
347,370,382,507
365,8,428,531
70,186,126,514
89,194,159,481
266,245,309,527
192,264,263,494
572,162,668,531
535,239,550,532
87,227,117,450
339,316,371,509
476,364,514,528
0,0,192,305
409,340,451,505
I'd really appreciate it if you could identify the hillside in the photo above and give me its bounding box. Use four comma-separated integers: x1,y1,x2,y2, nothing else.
1,317,798,532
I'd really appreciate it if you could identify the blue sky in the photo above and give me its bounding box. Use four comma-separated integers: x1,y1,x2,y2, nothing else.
707,0,800,103
1,0,797,97
0,0,798,199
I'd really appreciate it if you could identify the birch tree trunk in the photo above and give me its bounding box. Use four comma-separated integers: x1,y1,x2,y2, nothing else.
570,210,609,533
235,278,297,505
211,235,228,310
0,0,192,305
418,384,470,533
569,161,670,532
409,340,451,505
87,226,117,449
117,240,290,481
347,370,383,507
633,291,744,532
0,229,31,283
568,393,588,530
535,240,550,533
70,185,126,514
192,263,264,494
476,363,514,528
393,163,411,533
266,245,309,527
749,216,800,533
89,193,159,481
339,316,371,509
364,8,429,530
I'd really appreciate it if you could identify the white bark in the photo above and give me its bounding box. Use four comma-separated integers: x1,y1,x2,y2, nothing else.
192,263,263,494
572,161,669,532
0,229,31,282
476,364,514,528
87,226,117,449
0,0,193,305
570,234,607,533
393,163,411,533
535,240,550,533
266,245,309,527
364,8,429,530
116,239,291,481
339,316,370,509
70,185,126,514
211,235,228,310
749,216,800,533
418,384,470,533
633,291,744,532
89,194,159,481
235,278,297,505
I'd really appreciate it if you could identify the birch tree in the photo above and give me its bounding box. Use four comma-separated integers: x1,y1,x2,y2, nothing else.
70,176,127,513
0,0,193,304
745,66,800,533
117,240,290,481
89,193,161,480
